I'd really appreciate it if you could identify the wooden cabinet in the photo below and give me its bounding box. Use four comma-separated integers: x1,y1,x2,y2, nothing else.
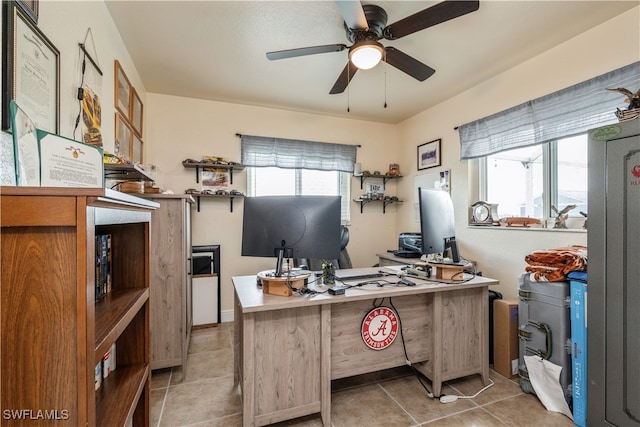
1,187,157,426
141,194,194,370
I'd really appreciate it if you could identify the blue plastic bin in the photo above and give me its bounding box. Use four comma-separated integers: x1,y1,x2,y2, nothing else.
568,271,587,427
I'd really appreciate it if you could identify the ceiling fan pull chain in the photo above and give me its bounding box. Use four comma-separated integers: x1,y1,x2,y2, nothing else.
384,50,388,109
347,63,351,112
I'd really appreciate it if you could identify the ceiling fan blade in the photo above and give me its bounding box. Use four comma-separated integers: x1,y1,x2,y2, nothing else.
384,0,479,40
335,0,368,30
329,62,359,94
267,44,347,61
383,47,435,82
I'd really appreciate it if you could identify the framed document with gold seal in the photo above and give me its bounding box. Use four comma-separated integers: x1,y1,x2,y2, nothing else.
469,201,499,225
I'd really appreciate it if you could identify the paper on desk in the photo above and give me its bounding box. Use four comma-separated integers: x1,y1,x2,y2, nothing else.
524,355,573,420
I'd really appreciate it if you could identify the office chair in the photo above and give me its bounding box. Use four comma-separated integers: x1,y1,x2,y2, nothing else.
295,225,352,271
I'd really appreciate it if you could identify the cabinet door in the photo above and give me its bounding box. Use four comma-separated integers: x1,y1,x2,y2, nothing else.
184,201,193,359
150,199,186,369
605,134,640,425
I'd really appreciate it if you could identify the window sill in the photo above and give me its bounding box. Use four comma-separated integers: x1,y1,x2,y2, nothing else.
466,225,586,233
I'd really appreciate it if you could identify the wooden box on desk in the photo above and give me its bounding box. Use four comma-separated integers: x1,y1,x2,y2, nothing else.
426,262,469,280
258,272,309,297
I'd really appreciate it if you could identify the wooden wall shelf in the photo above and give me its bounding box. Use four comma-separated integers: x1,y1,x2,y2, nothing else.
353,173,402,190
104,163,155,182
182,160,245,184
353,198,403,214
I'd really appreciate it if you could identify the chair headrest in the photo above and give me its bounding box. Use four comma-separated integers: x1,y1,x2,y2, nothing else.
340,226,349,249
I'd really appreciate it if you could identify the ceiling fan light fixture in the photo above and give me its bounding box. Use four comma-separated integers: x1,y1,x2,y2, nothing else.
349,41,384,70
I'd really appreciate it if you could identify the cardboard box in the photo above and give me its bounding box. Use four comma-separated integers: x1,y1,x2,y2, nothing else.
493,298,519,378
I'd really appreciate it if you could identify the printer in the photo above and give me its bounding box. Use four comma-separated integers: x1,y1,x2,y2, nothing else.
394,232,422,257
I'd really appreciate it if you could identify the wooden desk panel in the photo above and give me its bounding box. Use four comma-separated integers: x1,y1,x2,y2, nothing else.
330,295,432,380
233,269,497,427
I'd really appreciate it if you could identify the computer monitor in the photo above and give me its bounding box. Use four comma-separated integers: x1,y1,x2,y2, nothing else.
418,187,460,262
241,195,342,276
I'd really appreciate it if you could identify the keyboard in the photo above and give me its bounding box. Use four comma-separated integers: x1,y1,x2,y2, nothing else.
334,272,385,281
393,250,421,258
430,260,469,266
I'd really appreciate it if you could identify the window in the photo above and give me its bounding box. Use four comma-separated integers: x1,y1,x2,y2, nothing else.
247,167,351,221
481,133,587,224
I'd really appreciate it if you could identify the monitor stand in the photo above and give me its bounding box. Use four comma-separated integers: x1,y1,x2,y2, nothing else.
443,237,461,263
273,244,293,277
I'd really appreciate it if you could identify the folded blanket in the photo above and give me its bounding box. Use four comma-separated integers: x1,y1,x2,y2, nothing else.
524,245,587,282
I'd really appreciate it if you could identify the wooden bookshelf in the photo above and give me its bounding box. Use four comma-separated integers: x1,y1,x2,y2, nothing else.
0,187,157,426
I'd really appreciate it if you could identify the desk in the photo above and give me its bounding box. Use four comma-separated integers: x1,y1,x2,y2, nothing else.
377,252,421,266
233,268,498,427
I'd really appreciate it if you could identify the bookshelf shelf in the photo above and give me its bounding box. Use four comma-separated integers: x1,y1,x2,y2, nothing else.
95,364,149,427
94,288,149,363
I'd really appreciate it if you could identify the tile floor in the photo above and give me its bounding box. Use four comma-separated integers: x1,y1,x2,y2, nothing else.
150,323,575,427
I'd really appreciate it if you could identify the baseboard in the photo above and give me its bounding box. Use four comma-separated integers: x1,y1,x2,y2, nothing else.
220,309,234,323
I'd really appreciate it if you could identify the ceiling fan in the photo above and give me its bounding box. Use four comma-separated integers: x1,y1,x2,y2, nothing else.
266,0,480,94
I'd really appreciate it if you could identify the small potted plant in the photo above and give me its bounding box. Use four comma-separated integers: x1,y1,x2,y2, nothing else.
321,261,335,285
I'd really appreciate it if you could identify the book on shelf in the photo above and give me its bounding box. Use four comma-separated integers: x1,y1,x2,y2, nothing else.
95,362,102,390
95,234,112,301
96,343,117,390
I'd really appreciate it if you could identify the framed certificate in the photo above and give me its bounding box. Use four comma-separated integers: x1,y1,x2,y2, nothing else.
2,2,59,133
37,130,104,188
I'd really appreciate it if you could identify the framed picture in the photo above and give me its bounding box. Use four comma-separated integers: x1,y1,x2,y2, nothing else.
132,133,143,164
115,112,131,160
2,1,59,133
130,88,143,137
417,139,441,170
15,0,38,24
114,60,131,121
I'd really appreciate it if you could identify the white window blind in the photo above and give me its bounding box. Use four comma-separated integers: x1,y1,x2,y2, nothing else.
459,61,640,160
240,134,357,172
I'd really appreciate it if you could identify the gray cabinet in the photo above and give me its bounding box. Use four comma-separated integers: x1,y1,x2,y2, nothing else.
143,194,194,370
588,119,640,426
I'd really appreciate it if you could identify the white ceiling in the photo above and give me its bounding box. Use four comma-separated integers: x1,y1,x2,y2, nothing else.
105,1,638,124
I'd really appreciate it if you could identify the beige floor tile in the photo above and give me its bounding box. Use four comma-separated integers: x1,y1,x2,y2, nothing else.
159,376,241,427
332,366,413,391
150,388,167,427
484,393,575,427
423,407,508,426
446,370,523,406
171,348,234,385
270,414,325,426
150,368,173,390
380,374,478,424
187,413,243,427
331,383,417,427
190,327,232,354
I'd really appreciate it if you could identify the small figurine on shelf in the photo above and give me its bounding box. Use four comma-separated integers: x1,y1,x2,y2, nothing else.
552,204,576,229
607,87,640,122
607,87,640,110
321,261,335,285
579,211,588,230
